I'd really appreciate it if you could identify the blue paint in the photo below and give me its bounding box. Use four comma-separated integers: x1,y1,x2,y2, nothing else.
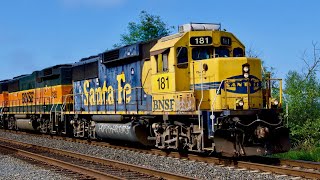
73,55,152,113
119,44,139,60
202,111,216,137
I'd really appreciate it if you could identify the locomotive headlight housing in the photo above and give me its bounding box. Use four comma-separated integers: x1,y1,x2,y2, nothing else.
236,98,244,109
242,63,250,78
270,98,279,108
243,66,249,72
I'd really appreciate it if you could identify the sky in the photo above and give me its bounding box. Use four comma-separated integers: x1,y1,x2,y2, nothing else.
0,0,319,80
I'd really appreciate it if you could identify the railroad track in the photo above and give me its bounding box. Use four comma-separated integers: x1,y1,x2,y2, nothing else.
1,129,320,179
0,145,94,179
0,136,194,180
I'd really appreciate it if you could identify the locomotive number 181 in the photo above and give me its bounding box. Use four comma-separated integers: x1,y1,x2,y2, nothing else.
157,76,169,90
190,36,212,45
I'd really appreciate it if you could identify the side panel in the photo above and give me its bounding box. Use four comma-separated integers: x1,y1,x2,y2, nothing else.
8,89,36,113
73,59,152,114
0,92,8,107
7,85,72,114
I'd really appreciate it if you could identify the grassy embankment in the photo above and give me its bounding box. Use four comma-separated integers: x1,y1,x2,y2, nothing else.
272,146,320,162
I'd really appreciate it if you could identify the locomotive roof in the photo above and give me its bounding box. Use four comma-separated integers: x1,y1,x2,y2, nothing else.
0,79,10,83
41,64,72,70
150,33,184,53
12,74,29,80
74,55,100,67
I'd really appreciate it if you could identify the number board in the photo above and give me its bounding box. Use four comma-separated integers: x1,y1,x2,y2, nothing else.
152,74,174,93
157,76,170,90
221,37,232,46
190,36,212,45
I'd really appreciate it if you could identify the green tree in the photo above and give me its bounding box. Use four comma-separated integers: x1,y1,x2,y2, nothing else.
115,11,173,47
284,42,320,149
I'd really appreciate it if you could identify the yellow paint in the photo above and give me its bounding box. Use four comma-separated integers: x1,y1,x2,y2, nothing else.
191,57,263,110
107,86,114,104
117,73,125,104
151,73,175,93
141,60,152,95
83,80,89,105
123,84,131,103
145,27,265,113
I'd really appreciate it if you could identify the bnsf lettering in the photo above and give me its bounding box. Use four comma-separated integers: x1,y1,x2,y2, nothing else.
22,92,34,103
153,99,174,111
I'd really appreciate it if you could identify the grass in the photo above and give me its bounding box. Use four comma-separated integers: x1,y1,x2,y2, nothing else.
272,147,320,162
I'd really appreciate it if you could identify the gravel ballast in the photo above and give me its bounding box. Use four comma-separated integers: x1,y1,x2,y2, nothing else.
0,153,72,180
0,131,296,180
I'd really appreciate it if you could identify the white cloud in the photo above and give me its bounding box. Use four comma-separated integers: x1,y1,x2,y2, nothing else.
61,0,125,8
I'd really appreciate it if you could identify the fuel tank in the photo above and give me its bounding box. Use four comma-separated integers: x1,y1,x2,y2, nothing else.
95,122,153,146
16,119,39,131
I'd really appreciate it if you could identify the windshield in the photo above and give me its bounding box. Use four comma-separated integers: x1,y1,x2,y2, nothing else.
192,46,230,60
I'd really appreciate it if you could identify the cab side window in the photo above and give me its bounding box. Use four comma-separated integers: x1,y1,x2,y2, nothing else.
155,49,170,73
233,48,244,57
155,55,161,72
177,47,188,68
162,52,169,72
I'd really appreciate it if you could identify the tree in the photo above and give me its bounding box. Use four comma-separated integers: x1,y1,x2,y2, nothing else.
284,42,320,149
115,11,173,47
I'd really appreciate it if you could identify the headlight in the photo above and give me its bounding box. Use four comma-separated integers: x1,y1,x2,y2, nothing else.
236,98,244,107
270,98,279,107
273,99,279,106
243,66,249,72
244,73,249,78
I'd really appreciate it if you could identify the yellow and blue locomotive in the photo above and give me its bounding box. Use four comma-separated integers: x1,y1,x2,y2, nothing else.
0,23,290,157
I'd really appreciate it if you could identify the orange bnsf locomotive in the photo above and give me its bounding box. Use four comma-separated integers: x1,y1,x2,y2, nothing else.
0,23,290,157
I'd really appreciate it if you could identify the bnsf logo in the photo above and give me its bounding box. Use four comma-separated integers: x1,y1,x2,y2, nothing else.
22,92,34,103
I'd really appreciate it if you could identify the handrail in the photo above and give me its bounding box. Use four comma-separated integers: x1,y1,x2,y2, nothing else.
210,80,225,135
49,97,56,124
0,106,3,118
54,99,60,126
265,78,283,108
197,61,204,130
211,80,225,111
196,61,204,150
61,94,71,112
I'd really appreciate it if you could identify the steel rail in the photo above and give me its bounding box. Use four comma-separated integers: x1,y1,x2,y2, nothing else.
0,143,123,180
280,159,320,171
237,161,320,179
0,136,194,180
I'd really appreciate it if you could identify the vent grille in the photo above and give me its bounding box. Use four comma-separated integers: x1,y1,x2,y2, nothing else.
103,49,120,63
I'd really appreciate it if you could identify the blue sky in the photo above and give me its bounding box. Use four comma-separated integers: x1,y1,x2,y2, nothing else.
0,0,319,80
